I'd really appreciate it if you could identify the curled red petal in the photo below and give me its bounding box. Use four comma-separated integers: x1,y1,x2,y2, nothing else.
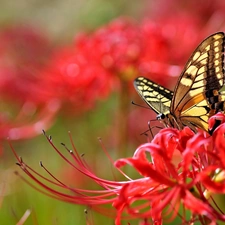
198,166,225,193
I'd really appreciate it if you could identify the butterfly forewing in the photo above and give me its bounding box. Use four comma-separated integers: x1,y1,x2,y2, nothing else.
134,77,173,115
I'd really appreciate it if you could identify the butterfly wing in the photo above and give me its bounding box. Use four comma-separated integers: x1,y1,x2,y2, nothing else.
170,32,225,131
134,76,173,115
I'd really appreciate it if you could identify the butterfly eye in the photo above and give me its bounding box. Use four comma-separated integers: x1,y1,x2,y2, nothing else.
156,113,166,120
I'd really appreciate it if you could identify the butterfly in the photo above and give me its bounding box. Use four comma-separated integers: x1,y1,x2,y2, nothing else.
134,32,225,133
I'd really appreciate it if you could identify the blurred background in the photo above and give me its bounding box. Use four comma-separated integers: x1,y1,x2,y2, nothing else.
0,0,225,224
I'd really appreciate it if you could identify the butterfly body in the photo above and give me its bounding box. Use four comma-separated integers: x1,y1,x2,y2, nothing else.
134,32,225,132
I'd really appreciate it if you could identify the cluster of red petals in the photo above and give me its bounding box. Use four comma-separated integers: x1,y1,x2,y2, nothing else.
11,113,225,225
114,113,225,224
0,25,60,143
75,19,142,77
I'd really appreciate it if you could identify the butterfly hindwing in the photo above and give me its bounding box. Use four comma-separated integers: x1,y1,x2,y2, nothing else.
134,77,173,115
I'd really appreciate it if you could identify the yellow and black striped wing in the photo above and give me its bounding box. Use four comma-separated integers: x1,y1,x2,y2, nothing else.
171,32,225,131
134,77,173,115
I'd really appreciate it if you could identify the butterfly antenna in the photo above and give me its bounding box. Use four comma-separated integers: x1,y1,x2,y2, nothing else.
131,101,151,110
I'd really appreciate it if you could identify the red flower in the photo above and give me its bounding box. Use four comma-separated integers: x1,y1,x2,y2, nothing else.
115,120,225,224
42,44,112,114
11,113,225,224
76,18,142,77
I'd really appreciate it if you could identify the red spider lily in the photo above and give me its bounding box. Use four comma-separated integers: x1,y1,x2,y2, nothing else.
75,18,178,87
75,18,142,78
115,117,225,224
42,45,112,115
10,113,225,225
0,25,59,145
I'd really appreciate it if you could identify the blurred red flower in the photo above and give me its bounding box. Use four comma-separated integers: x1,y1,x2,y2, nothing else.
144,0,225,66
42,44,113,114
11,113,225,225
0,25,51,103
75,18,178,87
0,25,60,144
147,0,225,30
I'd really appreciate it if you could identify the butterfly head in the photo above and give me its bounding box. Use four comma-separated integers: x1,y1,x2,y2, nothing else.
157,112,182,130
156,113,171,128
